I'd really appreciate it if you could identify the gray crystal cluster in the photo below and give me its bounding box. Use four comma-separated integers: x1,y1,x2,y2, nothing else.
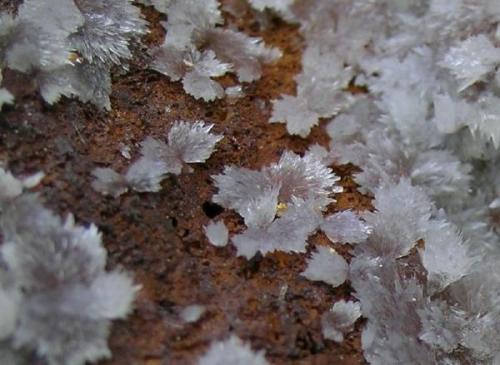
246,0,500,363
0,166,138,365
92,120,223,197
148,0,281,101
212,148,348,258
0,0,279,109
0,0,148,109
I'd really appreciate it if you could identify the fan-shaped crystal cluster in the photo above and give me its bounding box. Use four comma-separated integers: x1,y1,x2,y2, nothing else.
0,0,148,109
148,0,281,101
92,120,223,197
247,0,500,363
0,166,138,365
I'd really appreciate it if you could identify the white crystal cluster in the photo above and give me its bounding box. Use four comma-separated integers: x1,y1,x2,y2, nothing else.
0,166,138,365
198,335,269,365
321,300,361,343
210,141,369,352
245,0,500,363
92,120,223,197
0,0,279,109
270,46,354,137
204,220,229,247
211,148,358,258
301,246,348,288
148,0,281,101
0,0,148,109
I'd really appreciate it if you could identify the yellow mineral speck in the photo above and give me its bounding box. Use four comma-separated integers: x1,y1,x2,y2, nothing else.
68,52,83,65
276,202,288,216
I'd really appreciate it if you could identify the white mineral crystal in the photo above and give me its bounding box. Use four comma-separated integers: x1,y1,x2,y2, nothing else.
198,335,269,365
204,220,229,247
322,300,361,343
301,246,348,287
180,304,206,323
321,210,371,244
